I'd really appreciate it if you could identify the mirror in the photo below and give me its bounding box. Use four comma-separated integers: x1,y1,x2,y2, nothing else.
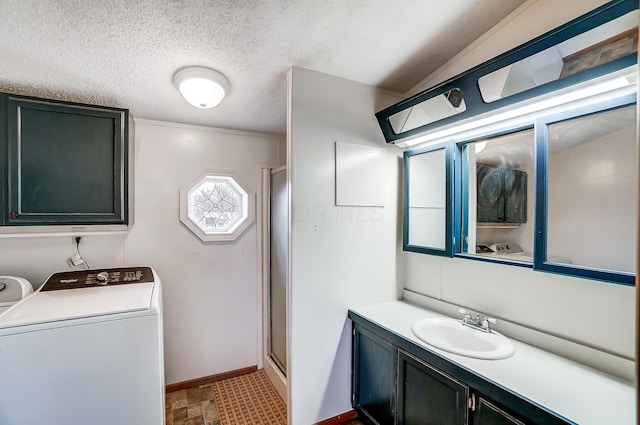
390,89,466,135
478,11,638,102
544,103,637,274
404,145,450,255
461,129,535,263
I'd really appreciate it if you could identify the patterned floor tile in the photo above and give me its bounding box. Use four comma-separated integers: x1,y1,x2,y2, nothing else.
167,369,365,425
174,416,205,425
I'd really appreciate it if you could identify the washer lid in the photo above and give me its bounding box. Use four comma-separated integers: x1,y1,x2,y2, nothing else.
0,277,33,306
0,281,156,329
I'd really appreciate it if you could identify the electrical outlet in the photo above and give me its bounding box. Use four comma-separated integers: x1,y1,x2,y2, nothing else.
68,254,84,266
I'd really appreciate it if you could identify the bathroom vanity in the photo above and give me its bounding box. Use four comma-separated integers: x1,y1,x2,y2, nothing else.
349,301,634,425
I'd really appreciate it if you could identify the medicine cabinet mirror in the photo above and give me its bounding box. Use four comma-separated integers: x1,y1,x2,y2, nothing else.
460,129,534,264
536,98,637,284
403,94,636,285
398,0,638,286
403,144,452,256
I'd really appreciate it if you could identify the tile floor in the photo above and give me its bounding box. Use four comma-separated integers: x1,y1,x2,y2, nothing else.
166,385,220,425
165,382,367,425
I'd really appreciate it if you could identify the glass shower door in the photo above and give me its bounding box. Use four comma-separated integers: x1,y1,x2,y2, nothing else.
269,167,287,374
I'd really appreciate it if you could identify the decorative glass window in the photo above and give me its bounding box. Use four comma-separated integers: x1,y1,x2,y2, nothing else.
180,171,255,241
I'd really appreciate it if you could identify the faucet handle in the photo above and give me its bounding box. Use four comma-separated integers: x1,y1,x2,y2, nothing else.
458,308,472,318
481,316,497,332
458,309,476,323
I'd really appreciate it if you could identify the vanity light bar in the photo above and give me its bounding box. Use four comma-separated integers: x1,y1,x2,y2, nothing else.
396,66,638,149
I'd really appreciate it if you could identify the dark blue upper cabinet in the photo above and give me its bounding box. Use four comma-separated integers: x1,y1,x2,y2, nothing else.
2,94,128,226
376,0,638,144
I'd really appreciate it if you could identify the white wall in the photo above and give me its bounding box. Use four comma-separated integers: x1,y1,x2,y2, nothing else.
129,119,281,384
288,67,401,424
0,234,126,286
0,118,282,385
401,0,636,361
403,254,635,357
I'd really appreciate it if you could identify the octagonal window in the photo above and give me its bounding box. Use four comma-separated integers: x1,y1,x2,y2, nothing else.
180,171,255,241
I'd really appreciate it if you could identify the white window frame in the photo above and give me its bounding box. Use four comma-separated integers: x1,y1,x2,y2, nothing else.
180,170,255,242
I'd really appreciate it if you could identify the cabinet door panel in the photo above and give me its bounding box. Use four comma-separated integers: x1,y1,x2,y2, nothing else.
398,351,467,425
473,397,525,425
476,164,504,223
354,326,396,425
503,169,526,224
7,97,127,225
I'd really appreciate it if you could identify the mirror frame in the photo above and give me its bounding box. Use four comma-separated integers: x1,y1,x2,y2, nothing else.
376,0,638,144
454,124,535,267
534,93,637,285
403,142,454,256
446,94,638,285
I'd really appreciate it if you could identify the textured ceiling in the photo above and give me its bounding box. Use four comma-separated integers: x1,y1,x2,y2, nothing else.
0,0,525,135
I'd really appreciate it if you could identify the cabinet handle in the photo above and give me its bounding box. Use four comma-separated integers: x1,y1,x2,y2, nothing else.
9,212,17,219
468,394,476,411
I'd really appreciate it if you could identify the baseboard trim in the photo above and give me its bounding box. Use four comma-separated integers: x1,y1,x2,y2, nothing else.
165,365,258,393
315,409,359,425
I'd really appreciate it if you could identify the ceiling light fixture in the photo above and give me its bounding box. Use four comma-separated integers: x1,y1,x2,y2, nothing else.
173,66,230,109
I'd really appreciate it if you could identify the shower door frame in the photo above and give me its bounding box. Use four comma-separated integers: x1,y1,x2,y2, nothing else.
261,166,288,402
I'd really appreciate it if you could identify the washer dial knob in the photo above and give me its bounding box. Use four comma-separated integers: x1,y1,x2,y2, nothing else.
96,271,109,285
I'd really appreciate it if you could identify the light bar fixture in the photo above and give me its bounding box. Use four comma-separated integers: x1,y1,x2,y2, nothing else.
173,66,230,109
396,66,638,149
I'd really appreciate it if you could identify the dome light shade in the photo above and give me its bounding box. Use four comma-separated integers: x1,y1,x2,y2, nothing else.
173,67,230,109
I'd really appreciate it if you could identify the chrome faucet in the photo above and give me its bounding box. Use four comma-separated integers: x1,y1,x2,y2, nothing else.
458,308,496,333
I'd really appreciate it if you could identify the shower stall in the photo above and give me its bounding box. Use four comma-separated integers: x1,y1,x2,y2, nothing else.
261,166,288,402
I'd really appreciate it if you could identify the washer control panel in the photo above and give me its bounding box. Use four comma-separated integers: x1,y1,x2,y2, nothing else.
40,267,154,291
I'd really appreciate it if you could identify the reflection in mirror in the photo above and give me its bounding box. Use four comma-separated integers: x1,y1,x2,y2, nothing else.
478,11,638,102
546,104,637,273
407,148,446,250
390,89,466,134
461,130,534,262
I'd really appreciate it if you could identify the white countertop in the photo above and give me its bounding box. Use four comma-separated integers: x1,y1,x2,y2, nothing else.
351,301,635,425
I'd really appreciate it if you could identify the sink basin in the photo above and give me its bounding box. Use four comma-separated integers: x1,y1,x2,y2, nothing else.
411,317,515,360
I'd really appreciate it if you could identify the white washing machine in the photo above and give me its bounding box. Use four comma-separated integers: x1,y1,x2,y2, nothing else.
0,267,165,425
0,276,33,315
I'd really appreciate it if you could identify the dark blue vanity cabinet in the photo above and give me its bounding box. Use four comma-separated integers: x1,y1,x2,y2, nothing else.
353,326,396,424
350,311,572,425
398,351,468,425
473,398,528,425
1,93,128,226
